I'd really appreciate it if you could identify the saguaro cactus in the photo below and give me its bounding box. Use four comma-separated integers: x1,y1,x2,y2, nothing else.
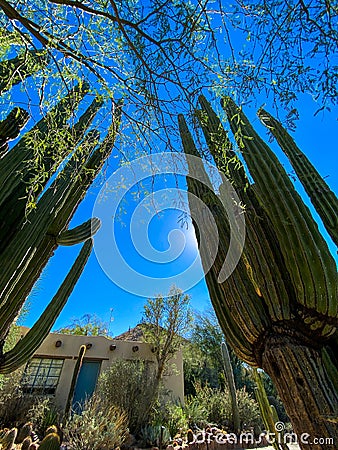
64,344,87,418
0,56,122,373
179,97,337,449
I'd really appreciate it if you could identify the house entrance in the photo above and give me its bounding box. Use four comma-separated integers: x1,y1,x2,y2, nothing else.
72,360,101,411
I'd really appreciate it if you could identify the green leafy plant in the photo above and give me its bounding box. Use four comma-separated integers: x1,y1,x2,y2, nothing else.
96,359,157,434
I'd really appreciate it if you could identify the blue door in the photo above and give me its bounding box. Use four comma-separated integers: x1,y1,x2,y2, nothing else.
72,360,101,412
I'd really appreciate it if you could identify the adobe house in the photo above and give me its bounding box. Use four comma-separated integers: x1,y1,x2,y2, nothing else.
19,326,184,414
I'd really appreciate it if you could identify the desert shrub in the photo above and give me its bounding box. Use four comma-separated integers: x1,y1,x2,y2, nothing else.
96,359,157,434
63,394,128,450
139,424,171,448
237,388,261,429
0,369,37,426
149,401,188,438
27,397,60,438
184,395,209,429
190,384,261,430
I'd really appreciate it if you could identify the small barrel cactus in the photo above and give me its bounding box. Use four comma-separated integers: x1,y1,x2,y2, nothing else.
16,422,33,444
21,436,33,450
38,432,60,450
44,426,58,437
0,428,17,450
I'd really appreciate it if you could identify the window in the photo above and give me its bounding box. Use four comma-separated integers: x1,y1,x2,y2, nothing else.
22,358,64,395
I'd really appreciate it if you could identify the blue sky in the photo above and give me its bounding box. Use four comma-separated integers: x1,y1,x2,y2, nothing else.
3,2,335,337
23,90,338,337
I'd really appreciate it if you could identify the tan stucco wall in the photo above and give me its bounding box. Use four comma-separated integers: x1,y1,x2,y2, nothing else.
20,327,184,412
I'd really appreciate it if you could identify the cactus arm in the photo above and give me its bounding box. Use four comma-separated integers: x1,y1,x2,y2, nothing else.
221,341,241,434
0,50,48,94
197,96,291,322
57,217,101,246
197,94,248,190
0,81,89,207
0,239,92,374
179,114,270,363
64,344,87,418
0,107,29,157
222,97,337,319
0,102,121,341
258,108,338,247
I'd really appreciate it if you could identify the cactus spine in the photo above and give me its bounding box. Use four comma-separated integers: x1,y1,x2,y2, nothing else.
0,52,122,374
179,96,338,448
221,341,240,434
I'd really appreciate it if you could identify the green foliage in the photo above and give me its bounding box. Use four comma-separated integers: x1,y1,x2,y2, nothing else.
139,424,171,448
27,397,60,439
96,359,157,434
185,309,254,394
142,285,192,384
63,394,128,450
187,384,261,431
0,368,38,426
56,314,109,336
149,401,189,438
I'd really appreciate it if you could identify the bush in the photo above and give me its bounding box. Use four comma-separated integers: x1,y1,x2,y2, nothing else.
149,401,189,438
63,394,128,450
27,397,60,438
0,369,39,427
189,384,262,430
96,359,157,434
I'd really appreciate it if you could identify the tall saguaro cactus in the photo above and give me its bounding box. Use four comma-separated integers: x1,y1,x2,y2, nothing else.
0,56,122,373
179,97,337,449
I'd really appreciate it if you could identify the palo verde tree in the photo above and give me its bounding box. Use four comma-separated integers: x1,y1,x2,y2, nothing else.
0,0,336,138
179,97,337,449
56,314,110,337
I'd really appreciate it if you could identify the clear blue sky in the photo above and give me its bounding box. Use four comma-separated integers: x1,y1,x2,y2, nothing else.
23,91,337,337
6,3,335,336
